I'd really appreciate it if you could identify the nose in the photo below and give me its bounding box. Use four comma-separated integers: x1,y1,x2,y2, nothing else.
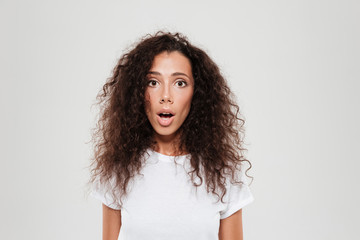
159,82,173,104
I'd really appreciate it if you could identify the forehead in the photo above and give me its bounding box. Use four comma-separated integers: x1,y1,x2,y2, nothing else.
149,51,192,75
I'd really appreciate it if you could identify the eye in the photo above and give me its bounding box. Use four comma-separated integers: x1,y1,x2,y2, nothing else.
175,80,187,87
147,79,158,87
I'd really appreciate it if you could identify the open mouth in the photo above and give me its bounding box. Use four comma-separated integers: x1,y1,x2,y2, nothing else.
156,112,175,127
158,113,174,118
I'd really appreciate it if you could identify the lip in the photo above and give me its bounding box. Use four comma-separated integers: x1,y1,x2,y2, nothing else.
156,108,176,116
156,114,175,127
155,108,175,127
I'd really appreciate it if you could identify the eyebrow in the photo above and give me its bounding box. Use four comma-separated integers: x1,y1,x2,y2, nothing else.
148,71,191,79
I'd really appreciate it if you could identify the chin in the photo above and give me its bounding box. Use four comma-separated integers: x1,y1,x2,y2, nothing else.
153,127,179,138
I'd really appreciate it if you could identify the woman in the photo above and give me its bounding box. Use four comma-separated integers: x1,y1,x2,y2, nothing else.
90,32,254,240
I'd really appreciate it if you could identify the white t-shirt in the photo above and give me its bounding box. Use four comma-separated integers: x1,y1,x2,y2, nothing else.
92,148,254,240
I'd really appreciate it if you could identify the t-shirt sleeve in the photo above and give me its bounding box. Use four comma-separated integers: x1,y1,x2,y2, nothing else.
91,176,122,210
219,170,254,219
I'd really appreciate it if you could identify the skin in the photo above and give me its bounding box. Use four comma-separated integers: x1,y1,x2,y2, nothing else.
102,204,121,240
219,209,244,240
102,50,244,240
145,51,194,156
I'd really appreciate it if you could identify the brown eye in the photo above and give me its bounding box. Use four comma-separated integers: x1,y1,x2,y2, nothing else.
175,80,187,87
148,80,158,87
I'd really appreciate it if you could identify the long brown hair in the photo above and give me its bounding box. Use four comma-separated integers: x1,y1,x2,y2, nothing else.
89,31,252,207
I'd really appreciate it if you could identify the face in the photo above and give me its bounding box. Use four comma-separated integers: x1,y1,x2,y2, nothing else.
145,51,194,141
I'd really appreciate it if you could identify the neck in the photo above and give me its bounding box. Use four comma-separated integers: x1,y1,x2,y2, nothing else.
152,132,186,156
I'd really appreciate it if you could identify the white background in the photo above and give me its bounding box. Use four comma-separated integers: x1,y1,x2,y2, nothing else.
1,0,359,239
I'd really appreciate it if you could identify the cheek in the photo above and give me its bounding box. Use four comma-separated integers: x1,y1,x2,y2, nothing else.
184,91,194,106
178,92,193,114
144,91,152,113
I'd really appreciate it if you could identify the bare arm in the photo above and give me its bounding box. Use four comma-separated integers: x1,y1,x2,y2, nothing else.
102,203,121,240
218,209,243,240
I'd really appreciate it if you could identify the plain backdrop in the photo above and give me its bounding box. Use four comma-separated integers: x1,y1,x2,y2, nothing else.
1,0,359,239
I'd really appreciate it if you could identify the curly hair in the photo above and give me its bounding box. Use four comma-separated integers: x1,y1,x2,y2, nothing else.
89,31,252,207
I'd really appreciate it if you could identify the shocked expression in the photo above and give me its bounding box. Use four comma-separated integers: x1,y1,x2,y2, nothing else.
144,51,194,140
